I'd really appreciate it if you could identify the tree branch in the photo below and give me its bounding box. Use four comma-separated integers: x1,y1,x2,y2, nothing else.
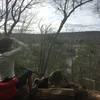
67,0,93,19
11,0,18,22
4,0,9,35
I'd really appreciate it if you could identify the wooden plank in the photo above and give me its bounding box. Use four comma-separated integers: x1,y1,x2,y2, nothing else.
32,88,75,100
37,88,75,96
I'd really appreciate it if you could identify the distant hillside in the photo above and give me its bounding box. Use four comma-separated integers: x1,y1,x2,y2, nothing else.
12,31,100,44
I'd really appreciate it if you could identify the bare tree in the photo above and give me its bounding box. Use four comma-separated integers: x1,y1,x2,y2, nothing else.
41,0,93,76
18,13,37,33
0,0,42,36
38,21,53,77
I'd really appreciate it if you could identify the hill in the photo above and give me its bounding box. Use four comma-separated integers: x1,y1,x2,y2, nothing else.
12,31,100,44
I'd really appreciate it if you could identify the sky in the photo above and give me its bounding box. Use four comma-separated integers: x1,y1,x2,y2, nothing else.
36,0,100,32
0,0,100,33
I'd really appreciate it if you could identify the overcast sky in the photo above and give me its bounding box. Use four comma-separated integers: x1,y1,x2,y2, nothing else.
0,0,100,33
36,0,100,32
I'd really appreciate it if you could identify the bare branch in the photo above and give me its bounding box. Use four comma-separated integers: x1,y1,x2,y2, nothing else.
63,0,67,17
67,0,93,20
8,0,12,3
11,0,18,22
4,0,9,35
